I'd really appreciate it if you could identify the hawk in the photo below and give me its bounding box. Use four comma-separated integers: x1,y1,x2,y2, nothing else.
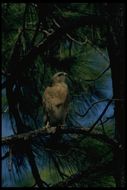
42,72,69,128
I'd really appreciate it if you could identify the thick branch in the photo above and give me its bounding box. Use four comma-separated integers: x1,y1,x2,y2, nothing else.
2,126,122,150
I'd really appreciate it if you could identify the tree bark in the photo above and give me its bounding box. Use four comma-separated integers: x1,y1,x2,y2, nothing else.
105,4,125,187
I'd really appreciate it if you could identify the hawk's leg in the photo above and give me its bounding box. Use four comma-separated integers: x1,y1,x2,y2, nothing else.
43,113,50,129
45,121,50,129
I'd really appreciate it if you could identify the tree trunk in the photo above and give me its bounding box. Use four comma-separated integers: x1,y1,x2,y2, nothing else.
105,4,125,187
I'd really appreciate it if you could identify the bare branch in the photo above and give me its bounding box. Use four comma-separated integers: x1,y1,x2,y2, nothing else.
87,38,109,62
75,98,122,118
53,19,110,85
2,70,11,77
2,152,9,160
8,147,13,171
84,65,110,82
100,119,106,135
88,99,112,132
20,14,107,68
96,114,115,129
53,19,60,28
53,19,109,62
2,126,122,150
75,98,109,117
66,33,88,45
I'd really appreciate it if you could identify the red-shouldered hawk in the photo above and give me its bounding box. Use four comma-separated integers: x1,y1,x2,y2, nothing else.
42,72,69,128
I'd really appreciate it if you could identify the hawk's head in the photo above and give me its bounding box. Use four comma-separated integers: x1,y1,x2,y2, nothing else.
52,72,68,84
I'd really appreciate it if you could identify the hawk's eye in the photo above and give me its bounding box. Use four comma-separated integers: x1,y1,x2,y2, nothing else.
56,103,62,108
57,73,63,77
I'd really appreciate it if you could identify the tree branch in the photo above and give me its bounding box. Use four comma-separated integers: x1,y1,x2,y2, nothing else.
75,98,110,117
84,65,110,82
2,151,9,160
2,126,122,150
20,15,106,68
88,99,112,132
75,98,121,118
66,33,88,45
87,38,109,62
53,19,109,62
2,70,11,77
97,114,115,128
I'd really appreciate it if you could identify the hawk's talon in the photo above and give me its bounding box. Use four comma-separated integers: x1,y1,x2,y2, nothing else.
45,121,50,129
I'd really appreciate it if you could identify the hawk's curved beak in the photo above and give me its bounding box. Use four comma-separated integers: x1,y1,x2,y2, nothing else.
64,73,68,76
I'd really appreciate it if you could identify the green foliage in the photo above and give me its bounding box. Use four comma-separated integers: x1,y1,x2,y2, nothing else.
2,4,25,68
14,125,115,187
2,96,8,106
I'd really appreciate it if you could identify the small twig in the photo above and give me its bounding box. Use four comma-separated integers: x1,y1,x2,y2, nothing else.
8,147,12,172
53,19,109,62
87,38,109,62
88,99,112,132
67,33,88,45
75,98,109,117
53,19,60,28
100,119,106,135
84,65,110,82
2,151,9,160
67,65,110,84
97,114,115,127
42,29,54,37
2,70,11,77
2,106,8,113
53,19,88,45
75,98,121,118
52,20,110,84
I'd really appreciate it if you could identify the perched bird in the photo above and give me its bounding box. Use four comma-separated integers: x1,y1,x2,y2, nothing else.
42,72,69,128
